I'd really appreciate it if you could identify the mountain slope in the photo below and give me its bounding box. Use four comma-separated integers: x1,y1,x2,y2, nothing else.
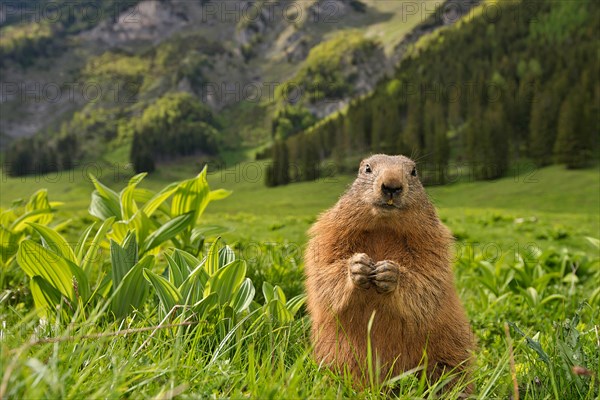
1,0,474,175
266,0,599,186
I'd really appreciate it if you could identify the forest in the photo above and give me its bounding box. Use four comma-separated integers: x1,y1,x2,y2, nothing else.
266,0,599,186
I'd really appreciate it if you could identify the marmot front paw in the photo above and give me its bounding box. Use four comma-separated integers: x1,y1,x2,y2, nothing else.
348,253,374,290
371,260,400,294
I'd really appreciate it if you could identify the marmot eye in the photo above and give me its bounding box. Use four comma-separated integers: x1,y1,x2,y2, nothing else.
411,167,417,177
365,164,372,173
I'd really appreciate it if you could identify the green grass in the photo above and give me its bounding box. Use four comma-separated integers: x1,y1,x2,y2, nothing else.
1,162,598,246
1,163,599,399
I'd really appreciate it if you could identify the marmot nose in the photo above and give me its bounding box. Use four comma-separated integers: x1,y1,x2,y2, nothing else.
381,183,403,197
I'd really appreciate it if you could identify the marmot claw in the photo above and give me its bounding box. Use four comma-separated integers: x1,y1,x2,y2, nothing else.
371,260,400,294
348,253,374,290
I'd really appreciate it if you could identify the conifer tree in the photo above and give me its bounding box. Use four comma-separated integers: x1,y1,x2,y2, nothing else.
554,86,589,168
131,132,155,173
529,85,558,166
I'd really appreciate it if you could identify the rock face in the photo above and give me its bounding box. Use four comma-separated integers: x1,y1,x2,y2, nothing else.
304,42,388,119
391,0,481,65
235,0,353,62
83,1,190,46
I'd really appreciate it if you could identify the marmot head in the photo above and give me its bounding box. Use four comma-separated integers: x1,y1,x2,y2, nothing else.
351,154,427,214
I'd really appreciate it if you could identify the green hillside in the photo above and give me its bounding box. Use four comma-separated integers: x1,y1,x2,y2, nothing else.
268,0,599,185
1,163,598,248
1,0,454,176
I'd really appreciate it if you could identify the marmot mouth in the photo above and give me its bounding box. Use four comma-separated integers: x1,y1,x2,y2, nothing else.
374,201,403,210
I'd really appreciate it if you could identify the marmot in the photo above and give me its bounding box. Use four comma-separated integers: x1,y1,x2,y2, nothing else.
305,154,474,390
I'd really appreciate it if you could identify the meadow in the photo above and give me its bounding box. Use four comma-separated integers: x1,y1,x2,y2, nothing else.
1,162,599,399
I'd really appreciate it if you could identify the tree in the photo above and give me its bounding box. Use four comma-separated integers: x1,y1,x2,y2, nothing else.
554,86,590,169
266,140,290,187
529,85,558,166
404,95,423,157
130,92,219,169
423,100,449,184
131,132,155,173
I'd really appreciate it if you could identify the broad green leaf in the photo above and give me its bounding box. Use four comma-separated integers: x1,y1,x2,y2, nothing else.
179,262,210,305
0,227,17,263
18,240,75,300
192,292,218,319
273,285,287,304
111,254,152,318
128,173,147,186
132,188,155,208
191,225,229,244
131,210,153,245
89,191,119,220
52,218,71,233
26,189,51,211
144,269,182,312
218,245,236,268
204,260,246,305
209,189,232,201
204,238,221,276
119,173,146,220
109,209,153,247
286,294,306,316
142,212,195,253
172,249,201,275
30,276,65,318
110,221,130,245
171,167,210,223
141,182,179,217
110,232,138,288
262,281,275,304
133,188,172,217
89,175,121,219
96,273,113,299
75,223,95,264
165,253,185,288
10,209,54,233
0,211,14,228
231,278,255,313
28,223,77,264
89,175,120,205
81,217,114,274
24,190,53,226
266,299,292,324
539,294,566,306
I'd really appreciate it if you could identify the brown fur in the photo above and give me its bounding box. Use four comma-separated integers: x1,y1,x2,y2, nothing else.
304,154,474,390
